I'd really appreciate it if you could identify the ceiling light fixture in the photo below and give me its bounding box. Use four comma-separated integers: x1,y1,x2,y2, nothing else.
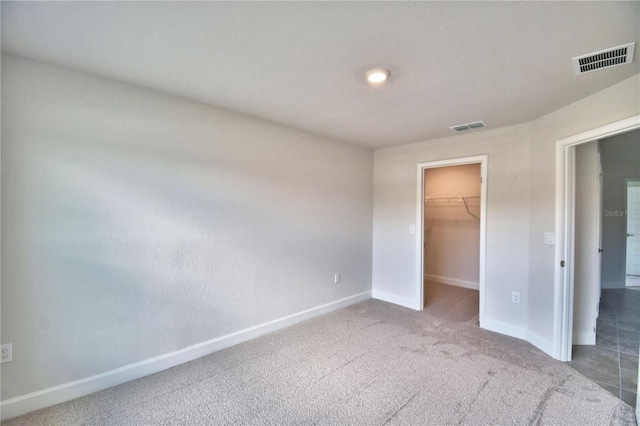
365,68,390,84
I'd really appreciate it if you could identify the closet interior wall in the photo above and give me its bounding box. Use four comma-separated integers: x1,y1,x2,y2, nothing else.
424,164,481,289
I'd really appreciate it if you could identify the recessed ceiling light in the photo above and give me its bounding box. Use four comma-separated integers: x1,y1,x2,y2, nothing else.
365,68,390,84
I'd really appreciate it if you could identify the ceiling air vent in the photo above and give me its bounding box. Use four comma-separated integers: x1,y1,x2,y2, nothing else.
450,121,486,132
573,43,635,75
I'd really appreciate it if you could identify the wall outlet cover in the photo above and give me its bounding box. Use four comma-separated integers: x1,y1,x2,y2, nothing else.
1,343,12,363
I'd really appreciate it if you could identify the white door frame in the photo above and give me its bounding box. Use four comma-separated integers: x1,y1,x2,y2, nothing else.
554,115,640,361
415,155,488,326
626,179,640,278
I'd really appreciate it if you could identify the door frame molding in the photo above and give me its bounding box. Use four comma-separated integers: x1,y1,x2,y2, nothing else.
415,155,488,325
626,178,640,278
554,115,640,361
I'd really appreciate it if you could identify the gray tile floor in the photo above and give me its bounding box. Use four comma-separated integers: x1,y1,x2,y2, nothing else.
568,288,640,408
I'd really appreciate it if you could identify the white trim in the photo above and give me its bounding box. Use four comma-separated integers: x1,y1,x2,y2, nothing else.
572,332,596,346
0,291,371,421
416,156,488,327
637,392,640,425
483,319,526,340
555,115,640,361
424,274,479,290
372,290,420,310
526,330,554,356
625,178,640,278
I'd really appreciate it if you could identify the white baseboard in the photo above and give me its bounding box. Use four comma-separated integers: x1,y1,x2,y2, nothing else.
424,274,479,291
572,331,596,346
0,291,371,421
526,330,555,358
482,318,526,340
372,290,420,310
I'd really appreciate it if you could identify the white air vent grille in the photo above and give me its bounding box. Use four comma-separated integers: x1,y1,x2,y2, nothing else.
450,121,486,132
573,43,635,74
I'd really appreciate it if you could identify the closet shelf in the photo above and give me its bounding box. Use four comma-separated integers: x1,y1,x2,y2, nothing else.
424,196,480,202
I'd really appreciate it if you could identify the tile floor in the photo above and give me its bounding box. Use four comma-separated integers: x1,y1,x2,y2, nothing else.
568,288,640,408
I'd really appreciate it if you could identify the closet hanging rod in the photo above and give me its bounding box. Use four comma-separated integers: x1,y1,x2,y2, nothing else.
424,196,481,221
424,196,480,201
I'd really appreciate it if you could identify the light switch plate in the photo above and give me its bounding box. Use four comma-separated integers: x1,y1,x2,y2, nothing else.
544,232,555,245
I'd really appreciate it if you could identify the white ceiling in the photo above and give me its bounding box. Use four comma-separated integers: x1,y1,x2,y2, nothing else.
2,1,639,149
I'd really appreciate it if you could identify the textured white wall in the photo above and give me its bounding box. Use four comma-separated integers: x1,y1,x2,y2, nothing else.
373,74,640,354
599,130,640,288
527,74,640,352
424,164,481,285
0,55,373,400
373,124,532,331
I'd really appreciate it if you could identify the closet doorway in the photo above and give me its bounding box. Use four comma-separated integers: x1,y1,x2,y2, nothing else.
415,156,487,326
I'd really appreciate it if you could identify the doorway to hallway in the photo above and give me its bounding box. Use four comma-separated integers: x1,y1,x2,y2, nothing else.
559,119,640,410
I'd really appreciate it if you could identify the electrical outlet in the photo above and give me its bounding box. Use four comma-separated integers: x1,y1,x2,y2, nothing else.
1,343,12,363
334,273,341,284
511,292,520,304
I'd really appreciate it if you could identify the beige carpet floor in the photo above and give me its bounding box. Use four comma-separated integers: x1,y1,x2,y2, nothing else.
3,299,637,425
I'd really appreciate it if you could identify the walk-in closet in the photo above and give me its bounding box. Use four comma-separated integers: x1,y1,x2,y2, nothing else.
423,163,481,323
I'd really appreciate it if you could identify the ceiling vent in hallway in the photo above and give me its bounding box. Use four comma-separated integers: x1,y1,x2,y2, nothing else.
573,42,635,74
450,121,486,132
